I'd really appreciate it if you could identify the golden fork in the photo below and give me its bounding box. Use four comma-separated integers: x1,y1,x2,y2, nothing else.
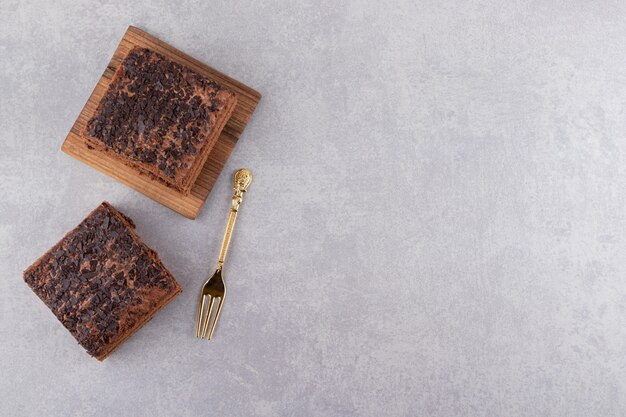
195,168,253,340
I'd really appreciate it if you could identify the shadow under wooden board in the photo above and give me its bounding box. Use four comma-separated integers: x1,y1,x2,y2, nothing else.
62,26,261,219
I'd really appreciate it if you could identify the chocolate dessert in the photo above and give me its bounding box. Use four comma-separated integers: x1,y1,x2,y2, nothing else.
23,202,182,360
84,47,237,195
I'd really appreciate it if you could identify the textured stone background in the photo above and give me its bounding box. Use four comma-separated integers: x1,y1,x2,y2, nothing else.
2,1,626,416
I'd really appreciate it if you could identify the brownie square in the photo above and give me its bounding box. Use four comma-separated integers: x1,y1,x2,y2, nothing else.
23,202,182,360
84,47,237,195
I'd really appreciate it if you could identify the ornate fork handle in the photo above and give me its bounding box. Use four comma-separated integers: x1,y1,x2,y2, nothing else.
217,169,252,270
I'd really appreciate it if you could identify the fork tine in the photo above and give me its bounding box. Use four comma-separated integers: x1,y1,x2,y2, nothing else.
207,297,224,340
200,295,216,339
195,294,208,338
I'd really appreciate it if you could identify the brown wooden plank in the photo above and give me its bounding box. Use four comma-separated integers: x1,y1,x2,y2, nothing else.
61,26,261,219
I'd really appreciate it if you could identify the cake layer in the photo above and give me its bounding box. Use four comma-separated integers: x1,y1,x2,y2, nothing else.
23,202,182,360
85,47,237,195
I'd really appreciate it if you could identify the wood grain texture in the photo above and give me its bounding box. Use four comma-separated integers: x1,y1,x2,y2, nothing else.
61,26,261,219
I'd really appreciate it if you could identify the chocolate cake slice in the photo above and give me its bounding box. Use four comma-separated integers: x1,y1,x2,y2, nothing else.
84,47,237,195
23,202,182,360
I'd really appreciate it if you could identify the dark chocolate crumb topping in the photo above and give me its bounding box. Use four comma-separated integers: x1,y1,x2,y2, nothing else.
23,202,180,358
85,47,234,183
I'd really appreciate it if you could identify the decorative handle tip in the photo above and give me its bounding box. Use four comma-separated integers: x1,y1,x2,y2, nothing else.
234,169,253,192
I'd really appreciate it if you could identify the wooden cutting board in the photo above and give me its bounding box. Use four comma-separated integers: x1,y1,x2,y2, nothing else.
62,26,261,219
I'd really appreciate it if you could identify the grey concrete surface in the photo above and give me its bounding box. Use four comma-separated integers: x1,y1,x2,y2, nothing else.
2,1,626,416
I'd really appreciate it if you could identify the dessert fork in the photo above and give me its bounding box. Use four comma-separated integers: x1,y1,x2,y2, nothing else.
195,169,253,340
